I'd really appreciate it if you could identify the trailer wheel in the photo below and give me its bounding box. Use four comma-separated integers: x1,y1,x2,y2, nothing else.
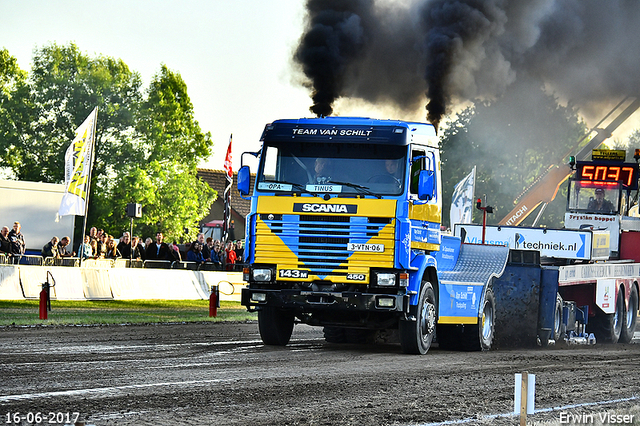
258,307,295,346
591,287,624,343
620,284,638,344
541,294,563,347
552,294,564,342
399,281,436,355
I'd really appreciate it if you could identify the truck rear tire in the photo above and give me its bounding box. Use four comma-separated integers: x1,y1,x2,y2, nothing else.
541,293,563,347
258,307,295,346
591,287,624,343
620,284,638,344
399,282,436,355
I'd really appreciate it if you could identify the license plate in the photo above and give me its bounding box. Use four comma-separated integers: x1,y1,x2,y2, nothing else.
347,243,384,253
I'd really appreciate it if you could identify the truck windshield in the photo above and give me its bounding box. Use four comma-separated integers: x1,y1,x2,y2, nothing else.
567,180,620,214
256,142,407,196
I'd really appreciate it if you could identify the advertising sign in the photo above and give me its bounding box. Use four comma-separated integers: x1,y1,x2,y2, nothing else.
453,224,597,260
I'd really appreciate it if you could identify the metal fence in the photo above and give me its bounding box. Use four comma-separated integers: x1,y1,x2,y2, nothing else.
0,253,235,271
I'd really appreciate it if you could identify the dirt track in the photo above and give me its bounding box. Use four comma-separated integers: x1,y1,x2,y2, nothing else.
1,321,639,426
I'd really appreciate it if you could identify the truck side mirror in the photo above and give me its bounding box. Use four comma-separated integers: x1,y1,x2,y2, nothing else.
237,165,251,196
418,170,435,201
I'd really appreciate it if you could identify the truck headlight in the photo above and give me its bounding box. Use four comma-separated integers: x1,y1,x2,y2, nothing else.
252,268,272,282
376,272,396,287
251,292,267,302
376,296,396,308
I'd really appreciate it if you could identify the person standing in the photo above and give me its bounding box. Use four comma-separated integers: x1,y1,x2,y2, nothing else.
186,242,205,265
197,233,211,261
0,226,11,254
131,236,144,261
117,232,132,260
145,232,170,260
57,236,75,258
41,236,60,258
225,241,237,271
77,235,93,260
8,222,25,261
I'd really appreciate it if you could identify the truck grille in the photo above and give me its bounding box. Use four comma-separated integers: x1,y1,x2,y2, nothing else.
256,214,395,278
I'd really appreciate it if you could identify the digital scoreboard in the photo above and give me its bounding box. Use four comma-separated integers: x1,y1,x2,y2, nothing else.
576,161,639,190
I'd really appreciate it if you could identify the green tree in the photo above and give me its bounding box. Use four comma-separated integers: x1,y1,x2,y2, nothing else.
0,43,216,243
0,48,28,178
440,81,587,229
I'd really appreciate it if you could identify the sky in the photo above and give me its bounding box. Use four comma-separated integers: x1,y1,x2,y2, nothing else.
0,0,317,171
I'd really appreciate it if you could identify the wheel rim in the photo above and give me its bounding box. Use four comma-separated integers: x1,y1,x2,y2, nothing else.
481,300,494,341
554,304,562,336
420,300,436,343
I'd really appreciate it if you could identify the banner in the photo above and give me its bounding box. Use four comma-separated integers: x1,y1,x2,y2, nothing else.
222,135,233,245
449,166,476,227
58,107,98,216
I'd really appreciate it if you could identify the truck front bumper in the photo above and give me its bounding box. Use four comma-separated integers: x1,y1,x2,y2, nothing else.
242,287,409,313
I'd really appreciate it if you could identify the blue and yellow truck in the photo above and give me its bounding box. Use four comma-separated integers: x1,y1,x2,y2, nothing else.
237,117,639,354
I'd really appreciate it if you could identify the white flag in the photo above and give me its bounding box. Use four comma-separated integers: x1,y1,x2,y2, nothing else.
58,107,98,216
449,166,476,227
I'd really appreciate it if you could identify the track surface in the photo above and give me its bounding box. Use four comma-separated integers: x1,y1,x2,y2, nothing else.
1,321,639,425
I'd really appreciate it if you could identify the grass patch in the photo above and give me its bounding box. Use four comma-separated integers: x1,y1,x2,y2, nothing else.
0,299,257,326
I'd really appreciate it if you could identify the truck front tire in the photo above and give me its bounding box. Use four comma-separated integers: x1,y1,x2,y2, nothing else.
258,307,295,346
399,282,436,355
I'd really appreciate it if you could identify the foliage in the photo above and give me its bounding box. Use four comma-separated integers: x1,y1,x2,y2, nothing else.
0,43,216,243
440,80,587,228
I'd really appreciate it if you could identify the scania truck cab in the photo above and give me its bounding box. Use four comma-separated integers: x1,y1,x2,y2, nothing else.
238,117,449,354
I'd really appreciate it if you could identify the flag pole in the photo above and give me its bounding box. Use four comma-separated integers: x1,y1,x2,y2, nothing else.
222,134,233,270
80,106,98,246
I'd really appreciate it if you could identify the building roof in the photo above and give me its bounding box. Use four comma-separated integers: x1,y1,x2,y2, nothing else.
197,168,254,218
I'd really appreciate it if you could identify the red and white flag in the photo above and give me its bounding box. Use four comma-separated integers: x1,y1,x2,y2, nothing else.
224,135,233,181
222,134,233,248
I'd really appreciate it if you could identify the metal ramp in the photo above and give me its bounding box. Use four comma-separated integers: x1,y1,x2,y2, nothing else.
438,244,510,286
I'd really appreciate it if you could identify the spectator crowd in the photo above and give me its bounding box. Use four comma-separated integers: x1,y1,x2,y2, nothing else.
0,223,244,271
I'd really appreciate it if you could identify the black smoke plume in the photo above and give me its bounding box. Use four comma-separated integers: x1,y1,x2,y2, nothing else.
294,0,374,117
294,0,640,128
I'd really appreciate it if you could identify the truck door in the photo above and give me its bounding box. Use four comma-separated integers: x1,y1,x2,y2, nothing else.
409,146,441,252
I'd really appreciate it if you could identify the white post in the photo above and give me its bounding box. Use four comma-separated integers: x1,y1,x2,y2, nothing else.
514,372,536,423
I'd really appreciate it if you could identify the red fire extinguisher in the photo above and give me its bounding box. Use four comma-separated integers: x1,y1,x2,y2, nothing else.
39,283,48,320
39,272,55,320
209,285,219,317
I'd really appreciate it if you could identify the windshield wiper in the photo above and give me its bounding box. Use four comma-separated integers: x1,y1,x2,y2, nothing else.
261,180,319,197
326,181,381,199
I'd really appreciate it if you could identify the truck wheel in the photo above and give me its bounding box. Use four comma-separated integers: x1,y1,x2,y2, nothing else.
591,287,624,343
476,287,496,350
620,285,638,344
399,282,436,355
552,294,564,342
258,307,295,346
542,294,563,347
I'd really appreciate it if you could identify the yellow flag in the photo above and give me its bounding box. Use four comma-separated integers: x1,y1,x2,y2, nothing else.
58,107,98,216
